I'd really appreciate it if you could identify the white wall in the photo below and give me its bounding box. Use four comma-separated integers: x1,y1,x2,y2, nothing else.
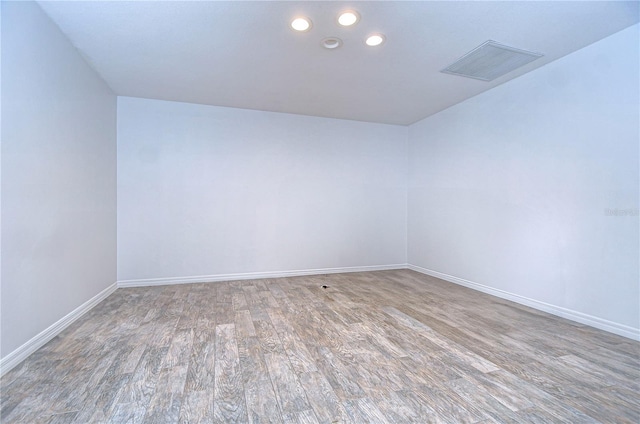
117,98,407,282
1,2,117,358
408,24,639,335
2,3,636,367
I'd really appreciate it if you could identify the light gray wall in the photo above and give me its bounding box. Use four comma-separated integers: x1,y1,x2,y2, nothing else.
1,2,117,357
408,24,639,332
117,97,407,282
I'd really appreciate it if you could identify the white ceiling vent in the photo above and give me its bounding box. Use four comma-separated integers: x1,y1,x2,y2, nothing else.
441,41,543,81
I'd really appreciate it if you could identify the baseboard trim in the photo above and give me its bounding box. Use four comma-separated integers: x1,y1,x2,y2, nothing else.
408,264,640,342
0,283,118,377
117,264,408,288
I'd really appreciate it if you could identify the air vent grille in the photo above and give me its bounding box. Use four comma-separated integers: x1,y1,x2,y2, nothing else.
441,40,543,81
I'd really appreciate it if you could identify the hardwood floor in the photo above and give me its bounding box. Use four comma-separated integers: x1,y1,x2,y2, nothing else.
1,269,638,423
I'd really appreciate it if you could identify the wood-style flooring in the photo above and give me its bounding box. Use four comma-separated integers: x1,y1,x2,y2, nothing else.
1,269,639,423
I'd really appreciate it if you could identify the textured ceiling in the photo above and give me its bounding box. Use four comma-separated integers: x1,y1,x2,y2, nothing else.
38,1,639,125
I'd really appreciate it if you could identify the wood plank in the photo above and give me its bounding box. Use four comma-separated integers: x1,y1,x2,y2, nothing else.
143,364,188,423
42,412,78,424
369,390,421,423
178,390,214,424
414,385,489,423
293,409,320,424
245,376,282,424
235,310,257,339
184,330,216,393
298,371,349,424
237,337,281,423
278,329,318,375
252,311,285,355
264,351,311,416
213,324,247,423
215,301,236,325
232,291,249,311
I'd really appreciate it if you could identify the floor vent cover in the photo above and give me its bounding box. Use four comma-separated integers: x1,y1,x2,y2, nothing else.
441,40,543,81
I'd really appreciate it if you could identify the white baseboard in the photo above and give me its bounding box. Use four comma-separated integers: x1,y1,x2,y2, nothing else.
408,264,640,342
117,264,408,288
0,282,118,377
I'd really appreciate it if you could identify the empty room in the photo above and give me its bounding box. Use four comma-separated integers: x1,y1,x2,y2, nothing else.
1,0,639,423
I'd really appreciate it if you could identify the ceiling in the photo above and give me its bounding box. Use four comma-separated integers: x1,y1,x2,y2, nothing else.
37,1,639,125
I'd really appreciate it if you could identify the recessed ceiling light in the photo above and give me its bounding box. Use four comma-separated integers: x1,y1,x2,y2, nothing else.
365,34,385,47
338,10,360,27
322,37,343,49
291,17,312,32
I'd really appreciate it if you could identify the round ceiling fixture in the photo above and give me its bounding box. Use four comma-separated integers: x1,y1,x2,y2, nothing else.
365,34,386,47
338,10,360,27
291,17,312,32
321,37,343,49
